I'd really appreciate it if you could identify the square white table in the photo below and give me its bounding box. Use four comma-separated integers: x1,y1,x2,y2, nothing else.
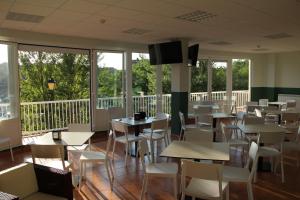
160,141,230,161
238,124,288,134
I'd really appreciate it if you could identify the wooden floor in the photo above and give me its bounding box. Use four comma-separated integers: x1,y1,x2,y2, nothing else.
1,133,300,200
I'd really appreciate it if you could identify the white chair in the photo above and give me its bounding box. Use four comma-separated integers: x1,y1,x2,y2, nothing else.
221,122,249,160
280,113,299,132
139,139,178,200
194,105,213,129
67,123,91,152
283,125,300,167
111,121,142,165
184,128,213,142
259,99,268,107
223,141,259,200
224,111,245,139
243,116,264,144
245,101,258,115
79,131,114,190
141,118,169,162
285,100,296,111
30,144,72,171
181,159,229,200
256,132,285,183
179,111,197,141
0,136,14,161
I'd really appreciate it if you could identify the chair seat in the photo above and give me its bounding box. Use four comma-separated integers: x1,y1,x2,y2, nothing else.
67,144,89,152
228,139,249,146
185,178,228,199
115,134,143,143
259,147,281,157
146,162,178,175
223,166,250,182
141,132,165,141
143,128,165,134
283,142,300,151
80,151,106,161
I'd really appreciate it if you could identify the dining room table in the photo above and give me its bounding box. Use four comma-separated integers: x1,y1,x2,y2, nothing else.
160,140,230,161
30,131,95,160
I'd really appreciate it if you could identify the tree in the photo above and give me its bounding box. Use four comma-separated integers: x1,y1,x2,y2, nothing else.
232,59,249,90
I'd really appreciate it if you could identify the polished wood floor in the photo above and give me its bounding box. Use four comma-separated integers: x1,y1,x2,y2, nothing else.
1,133,300,200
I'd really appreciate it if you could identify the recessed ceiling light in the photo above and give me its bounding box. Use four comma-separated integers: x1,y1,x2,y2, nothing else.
6,11,44,23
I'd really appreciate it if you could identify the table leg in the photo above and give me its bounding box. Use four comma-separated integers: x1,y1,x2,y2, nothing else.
64,146,68,160
129,126,140,157
213,118,217,142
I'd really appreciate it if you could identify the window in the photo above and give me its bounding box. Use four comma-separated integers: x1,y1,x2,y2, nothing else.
232,59,249,91
212,61,227,92
96,51,124,109
0,43,18,120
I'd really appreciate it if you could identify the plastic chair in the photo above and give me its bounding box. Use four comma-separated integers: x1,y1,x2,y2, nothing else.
223,142,259,200
139,139,178,200
141,118,169,162
283,125,300,167
79,131,114,190
259,99,268,107
0,136,14,161
194,105,213,129
180,159,229,200
111,121,143,165
30,144,72,171
179,111,197,141
256,132,285,183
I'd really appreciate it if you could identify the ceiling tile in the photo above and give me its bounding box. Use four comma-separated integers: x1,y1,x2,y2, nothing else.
1,19,35,31
15,0,66,8
11,2,56,16
60,0,108,14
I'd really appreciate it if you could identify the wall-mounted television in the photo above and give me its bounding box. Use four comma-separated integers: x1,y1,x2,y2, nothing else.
148,41,183,65
188,44,199,67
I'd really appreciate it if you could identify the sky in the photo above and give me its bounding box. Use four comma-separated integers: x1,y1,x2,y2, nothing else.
0,44,8,64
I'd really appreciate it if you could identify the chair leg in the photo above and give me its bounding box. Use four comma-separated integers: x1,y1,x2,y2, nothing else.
150,140,155,163
247,183,254,200
79,161,84,189
281,155,285,183
105,160,113,191
112,140,116,160
226,184,229,200
108,160,114,181
173,175,178,199
9,142,14,162
140,174,148,200
125,142,129,165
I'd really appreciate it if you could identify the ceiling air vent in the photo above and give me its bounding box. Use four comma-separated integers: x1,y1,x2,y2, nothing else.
6,11,44,23
209,41,232,45
175,10,217,23
264,32,292,39
122,28,151,35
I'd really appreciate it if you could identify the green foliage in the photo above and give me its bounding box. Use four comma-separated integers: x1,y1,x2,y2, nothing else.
232,59,249,90
191,59,208,92
19,51,90,102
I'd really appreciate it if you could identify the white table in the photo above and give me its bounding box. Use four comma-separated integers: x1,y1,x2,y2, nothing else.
160,141,230,161
238,124,287,134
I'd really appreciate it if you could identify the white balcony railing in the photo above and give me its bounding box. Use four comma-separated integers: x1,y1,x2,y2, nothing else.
0,90,249,135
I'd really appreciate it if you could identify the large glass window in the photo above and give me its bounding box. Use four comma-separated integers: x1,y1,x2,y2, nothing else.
19,46,90,134
212,61,227,92
96,52,124,109
232,59,249,91
0,43,18,120
190,59,208,101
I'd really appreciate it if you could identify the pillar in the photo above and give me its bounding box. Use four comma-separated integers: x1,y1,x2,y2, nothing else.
156,65,162,114
125,51,133,117
171,40,189,134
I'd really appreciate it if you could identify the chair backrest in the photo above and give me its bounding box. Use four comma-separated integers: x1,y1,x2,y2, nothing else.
286,100,296,109
151,119,168,136
184,129,213,142
111,121,129,140
181,159,223,198
30,144,65,169
156,112,169,119
194,106,213,124
254,108,262,118
179,111,186,131
68,123,90,132
220,122,231,142
259,99,268,106
138,139,151,168
246,101,258,106
236,111,246,122
259,132,285,147
281,112,299,124
245,142,259,182
244,116,265,125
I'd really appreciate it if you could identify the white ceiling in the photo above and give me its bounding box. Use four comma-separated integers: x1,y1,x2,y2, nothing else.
1,0,300,53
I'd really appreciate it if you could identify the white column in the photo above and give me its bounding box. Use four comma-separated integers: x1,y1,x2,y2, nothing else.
125,51,133,117
156,64,162,113
207,59,212,101
188,66,191,94
226,59,232,101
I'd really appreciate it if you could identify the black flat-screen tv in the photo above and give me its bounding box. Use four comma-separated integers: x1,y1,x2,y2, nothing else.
148,41,183,65
188,44,199,67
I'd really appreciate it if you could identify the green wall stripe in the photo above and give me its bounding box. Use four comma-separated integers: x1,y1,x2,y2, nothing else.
251,87,300,101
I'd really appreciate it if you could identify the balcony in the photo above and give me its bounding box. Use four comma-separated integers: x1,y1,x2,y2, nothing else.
0,90,249,136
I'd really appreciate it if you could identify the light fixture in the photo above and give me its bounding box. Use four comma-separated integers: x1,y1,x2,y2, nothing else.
48,78,56,90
